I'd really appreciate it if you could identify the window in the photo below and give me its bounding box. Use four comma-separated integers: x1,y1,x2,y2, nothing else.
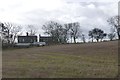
34,39,36,42
31,39,33,42
22,39,25,42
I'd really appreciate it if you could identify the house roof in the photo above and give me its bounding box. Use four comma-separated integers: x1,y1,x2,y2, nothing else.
18,36,37,37
39,36,52,38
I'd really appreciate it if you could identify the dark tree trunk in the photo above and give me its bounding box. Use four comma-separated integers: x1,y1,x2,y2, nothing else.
7,30,10,44
110,38,112,41
117,28,120,40
96,39,99,42
73,37,76,43
117,32,120,40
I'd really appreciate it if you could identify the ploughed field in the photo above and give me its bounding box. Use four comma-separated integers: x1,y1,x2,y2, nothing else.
2,41,118,78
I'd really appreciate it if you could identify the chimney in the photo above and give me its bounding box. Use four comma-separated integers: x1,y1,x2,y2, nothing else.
26,32,29,36
39,34,41,37
39,34,41,42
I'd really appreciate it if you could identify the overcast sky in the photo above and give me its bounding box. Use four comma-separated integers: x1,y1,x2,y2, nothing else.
0,0,119,37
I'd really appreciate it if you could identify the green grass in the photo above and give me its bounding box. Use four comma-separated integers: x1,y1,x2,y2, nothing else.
2,41,118,78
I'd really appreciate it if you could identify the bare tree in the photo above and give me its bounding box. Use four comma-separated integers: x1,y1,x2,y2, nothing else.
27,25,37,36
4,22,22,44
42,21,66,43
68,22,81,43
64,24,72,43
107,16,120,40
11,25,22,44
0,23,7,44
88,31,94,42
42,21,81,43
81,34,86,43
4,22,13,44
108,33,115,41
107,27,116,41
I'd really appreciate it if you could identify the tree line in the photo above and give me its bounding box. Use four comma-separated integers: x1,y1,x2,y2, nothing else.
41,15,120,43
0,15,120,46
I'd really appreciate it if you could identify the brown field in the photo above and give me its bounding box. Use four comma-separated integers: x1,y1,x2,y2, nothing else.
2,41,118,78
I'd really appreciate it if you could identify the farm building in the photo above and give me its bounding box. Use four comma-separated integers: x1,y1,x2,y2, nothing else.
39,35,55,44
18,36,37,43
16,33,37,47
17,33,57,45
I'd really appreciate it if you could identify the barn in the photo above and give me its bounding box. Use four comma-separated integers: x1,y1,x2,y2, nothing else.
18,36,37,43
17,33,56,45
39,36,54,45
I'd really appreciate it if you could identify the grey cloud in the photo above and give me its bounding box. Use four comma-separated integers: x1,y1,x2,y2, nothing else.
0,0,118,36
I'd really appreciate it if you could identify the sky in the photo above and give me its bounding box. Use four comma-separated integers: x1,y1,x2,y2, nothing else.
0,0,119,40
